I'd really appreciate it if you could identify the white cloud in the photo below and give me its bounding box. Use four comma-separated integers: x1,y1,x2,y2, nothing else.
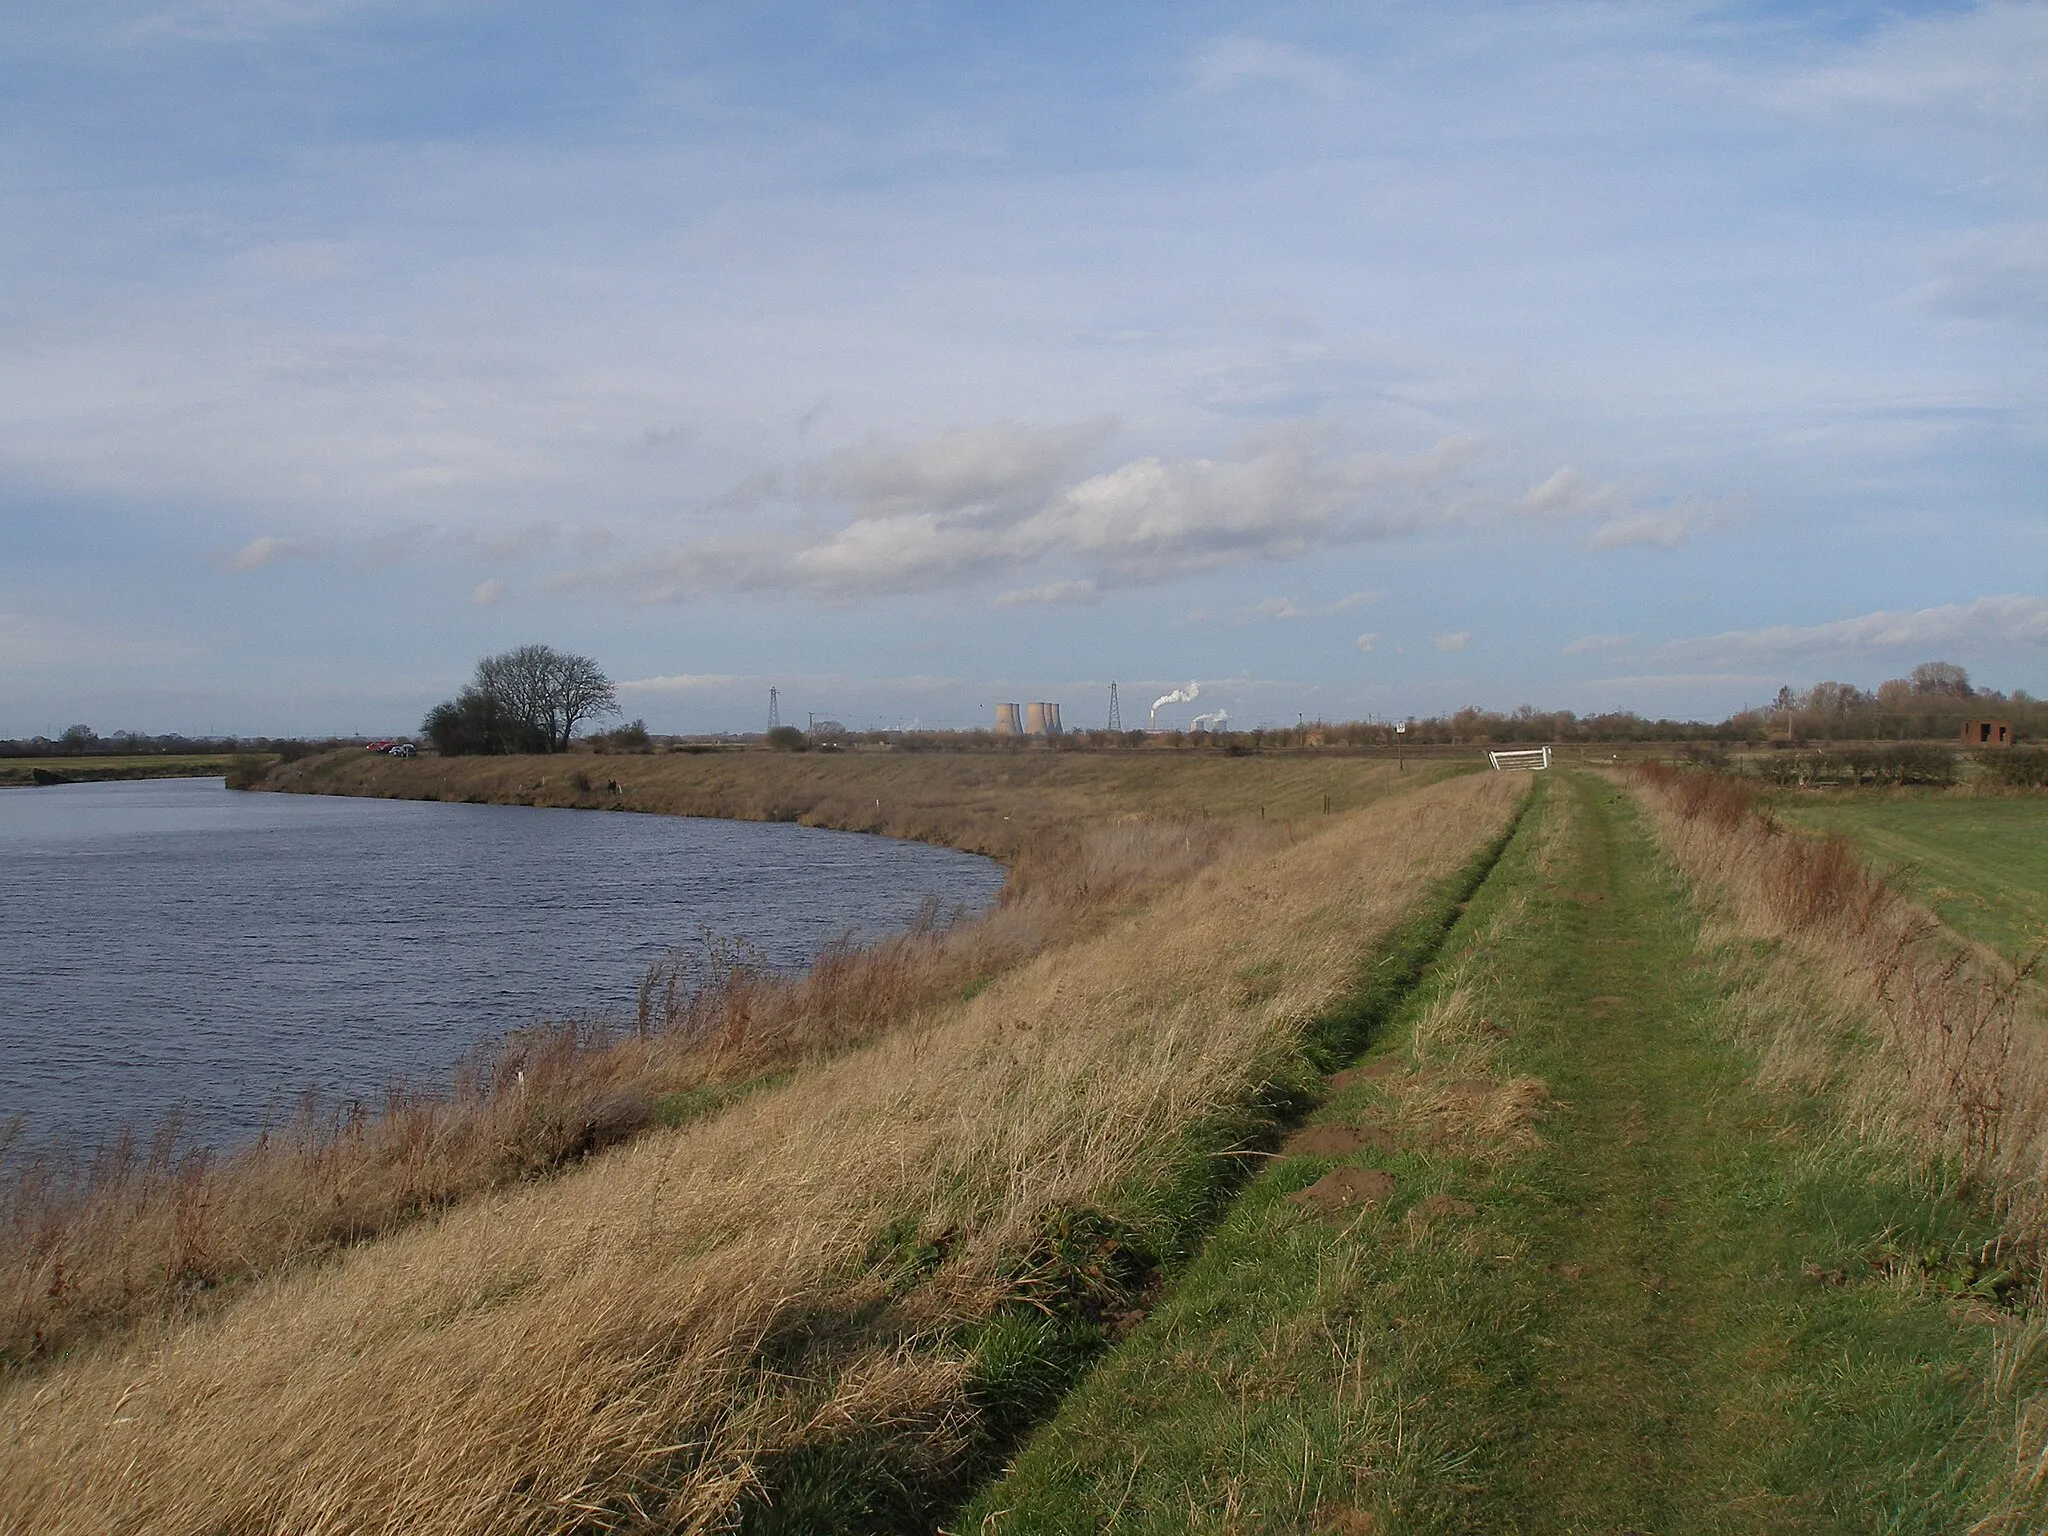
1319,590,1380,614
1659,594,2048,665
1562,632,1633,657
1510,469,1715,550
994,579,1099,608
1355,632,1377,652
470,578,507,607
574,425,1485,603
1514,466,1634,522
1781,2,2048,124
1252,597,1305,620
219,535,311,573
1919,226,2048,325
802,421,1112,516
1192,36,1352,97
1589,511,1696,550
1434,631,1470,653
616,672,743,695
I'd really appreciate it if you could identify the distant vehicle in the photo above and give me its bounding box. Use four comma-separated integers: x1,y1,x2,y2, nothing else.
386,743,417,758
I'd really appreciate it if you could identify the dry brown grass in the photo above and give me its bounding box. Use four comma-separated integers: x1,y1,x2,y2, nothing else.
1,779,1299,1374
0,771,1520,1534
270,744,1437,875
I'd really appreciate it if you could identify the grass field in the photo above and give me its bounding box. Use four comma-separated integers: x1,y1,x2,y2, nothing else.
0,754,259,787
965,773,2022,1532
275,744,1453,847
1773,791,2048,963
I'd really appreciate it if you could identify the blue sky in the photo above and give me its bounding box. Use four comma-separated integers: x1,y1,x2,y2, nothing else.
2,1,2042,735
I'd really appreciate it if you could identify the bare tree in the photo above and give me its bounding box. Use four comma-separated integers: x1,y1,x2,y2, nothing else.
427,644,617,755
1910,660,1973,699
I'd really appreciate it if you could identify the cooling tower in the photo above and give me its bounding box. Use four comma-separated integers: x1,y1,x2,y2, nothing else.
1024,701,1062,736
994,702,1022,736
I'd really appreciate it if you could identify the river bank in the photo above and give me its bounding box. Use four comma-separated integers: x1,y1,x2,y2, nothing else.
4,758,1522,1532
261,744,1454,878
0,754,266,788
5,750,1461,1375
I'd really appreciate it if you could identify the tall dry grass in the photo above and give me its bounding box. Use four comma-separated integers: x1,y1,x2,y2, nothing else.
1627,764,2048,1530
0,772,1520,1534
1626,760,2048,1246
0,813,1261,1374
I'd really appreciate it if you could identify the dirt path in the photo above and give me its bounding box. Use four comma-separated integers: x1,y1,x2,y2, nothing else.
965,771,1999,1532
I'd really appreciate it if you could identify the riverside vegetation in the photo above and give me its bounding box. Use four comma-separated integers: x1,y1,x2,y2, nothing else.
1,750,1518,1531
4,746,2046,1531
4,750,1448,1368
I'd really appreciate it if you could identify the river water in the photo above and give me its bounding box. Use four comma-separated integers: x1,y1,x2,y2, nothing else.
0,777,1005,1152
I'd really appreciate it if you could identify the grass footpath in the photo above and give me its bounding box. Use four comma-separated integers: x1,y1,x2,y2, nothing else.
962,771,2012,1533
1773,791,2048,965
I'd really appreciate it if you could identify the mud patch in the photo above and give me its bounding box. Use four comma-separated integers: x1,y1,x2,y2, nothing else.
1330,1058,1403,1090
1284,1124,1397,1158
1286,1167,1396,1215
1408,1193,1477,1223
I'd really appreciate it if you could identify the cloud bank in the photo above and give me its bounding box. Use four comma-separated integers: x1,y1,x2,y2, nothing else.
566,425,1489,604
1659,594,2048,666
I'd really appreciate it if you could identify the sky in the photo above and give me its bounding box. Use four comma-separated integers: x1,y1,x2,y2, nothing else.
1,1,2042,736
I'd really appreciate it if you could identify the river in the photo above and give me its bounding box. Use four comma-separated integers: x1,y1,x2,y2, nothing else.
0,777,1005,1151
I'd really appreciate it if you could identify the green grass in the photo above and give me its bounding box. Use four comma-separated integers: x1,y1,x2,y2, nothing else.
1774,792,2048,963
959,772,2014,1533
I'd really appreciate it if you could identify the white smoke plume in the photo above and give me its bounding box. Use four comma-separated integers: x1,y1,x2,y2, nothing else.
1148,680,1200,729
1190,709,1230,732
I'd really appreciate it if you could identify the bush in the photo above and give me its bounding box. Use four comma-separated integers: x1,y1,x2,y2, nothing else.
1980,748,2048,789
1750,745,1956,788
765,726,808,752
595,719,652,753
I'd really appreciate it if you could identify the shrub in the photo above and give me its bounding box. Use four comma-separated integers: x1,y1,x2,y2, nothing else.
1980,748,2048,789
1750,745,1956,789
765,726,808,752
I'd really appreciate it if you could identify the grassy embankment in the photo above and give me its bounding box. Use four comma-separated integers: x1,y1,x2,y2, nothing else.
0,758,1522,1531
967,770,2047,1531
1771,791,2048,966
0,754,264,787
267,744,1429,866
2,749,1460,1374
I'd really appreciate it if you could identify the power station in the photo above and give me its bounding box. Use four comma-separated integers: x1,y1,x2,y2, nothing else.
993,701,1061,736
